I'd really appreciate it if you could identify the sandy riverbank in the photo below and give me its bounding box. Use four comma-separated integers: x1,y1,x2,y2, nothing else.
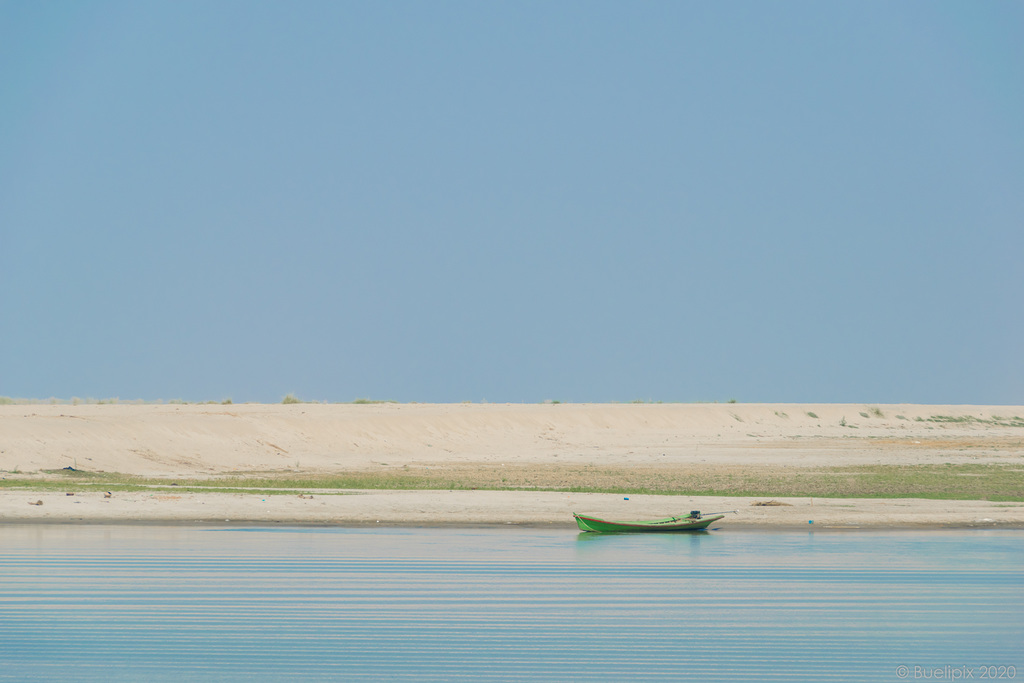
2,402,1023,527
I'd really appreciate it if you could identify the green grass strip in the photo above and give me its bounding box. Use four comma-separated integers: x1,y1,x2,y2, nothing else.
3,463,1023,502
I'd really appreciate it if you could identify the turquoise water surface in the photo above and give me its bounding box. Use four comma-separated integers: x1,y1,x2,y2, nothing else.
0,525,1020,681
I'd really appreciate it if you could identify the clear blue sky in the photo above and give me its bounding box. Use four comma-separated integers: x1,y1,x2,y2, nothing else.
2,1,1022,404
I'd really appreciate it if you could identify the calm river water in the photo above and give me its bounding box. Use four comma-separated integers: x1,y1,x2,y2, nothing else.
0,524,1020,681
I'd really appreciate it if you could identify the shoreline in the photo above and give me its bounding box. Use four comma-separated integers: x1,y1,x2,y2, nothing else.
3,518,1023,531
4,488,1023,529
3,402,1023,528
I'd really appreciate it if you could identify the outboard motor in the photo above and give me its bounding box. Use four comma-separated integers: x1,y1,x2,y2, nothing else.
690,510,701,519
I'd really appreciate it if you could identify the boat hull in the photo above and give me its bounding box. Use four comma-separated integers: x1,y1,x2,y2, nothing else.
573,513,725,533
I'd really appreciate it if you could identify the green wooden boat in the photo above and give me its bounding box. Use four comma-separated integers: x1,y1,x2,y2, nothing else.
573,511,726,532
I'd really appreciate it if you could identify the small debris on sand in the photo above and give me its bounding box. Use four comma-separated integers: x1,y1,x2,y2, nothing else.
751,500,792,506
104,491,113,498
29,500,43,506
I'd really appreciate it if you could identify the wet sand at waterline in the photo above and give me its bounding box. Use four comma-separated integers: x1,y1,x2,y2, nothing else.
2,402,1023,527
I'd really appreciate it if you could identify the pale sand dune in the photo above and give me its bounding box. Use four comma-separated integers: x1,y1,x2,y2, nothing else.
2,403,1023,527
